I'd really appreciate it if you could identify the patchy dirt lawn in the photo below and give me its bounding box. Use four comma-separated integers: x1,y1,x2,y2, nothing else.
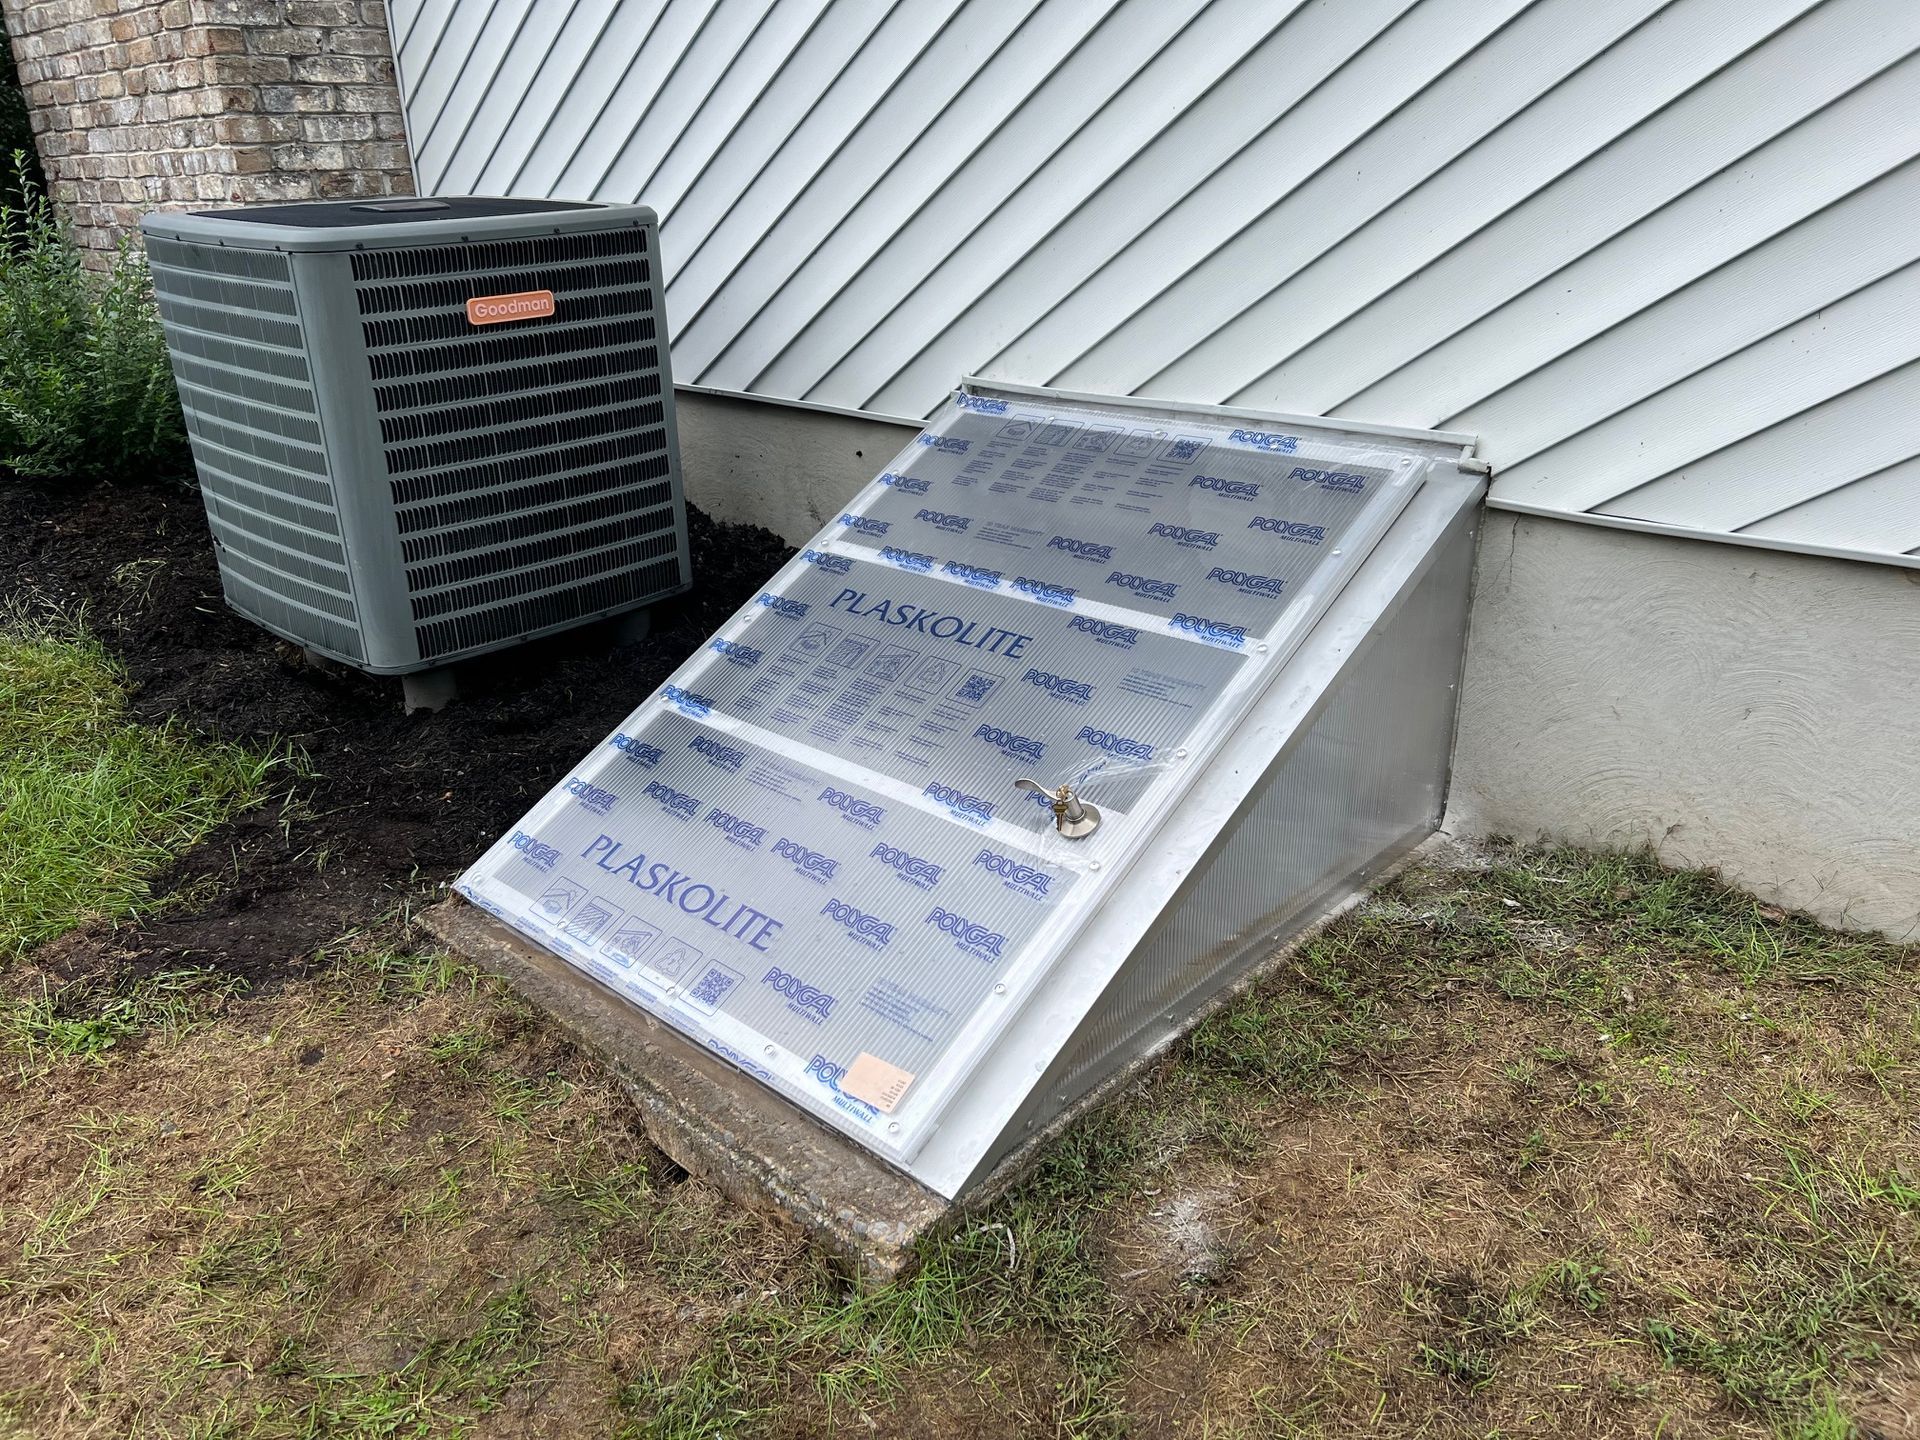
0,480,1915,1439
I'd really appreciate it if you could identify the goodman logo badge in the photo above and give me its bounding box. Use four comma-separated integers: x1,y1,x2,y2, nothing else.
1172,612,1248,649
510,830,559,871
661,685,712,718
822,898,894,948
1022,667,1093,705
839,513,890,536
643,781,699,819
877,471,931,495
917,435,971,454
870,842,943,890
689,734,745,771
1068,615,1138,649
802,548,852,574
953,393,1009,413
973,848,1051,898
772,837,839,883
879,545,936,573
1248,516,1326,544
926,907,1006,961
819,787,886,830
757,593,808,618
612,733,662,766
924,782,994,825
943,559,1002,589
974,724,1046,764
706,809,766,849
762,967,835,1022
467,289,554,326
1013,576,1076,608
1289,465,1366,493
1207,566,1286,599
1189,474,1262,500
1107,571,1180,603
1147,522,1220,550
1046,534,1113,562
709,639,763,666
1078,726,1154,761
564,777,617,816
917,509,972,533
1228,427,1299,454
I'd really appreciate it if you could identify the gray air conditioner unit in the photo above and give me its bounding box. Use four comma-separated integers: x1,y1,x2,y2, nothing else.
141,196,691,709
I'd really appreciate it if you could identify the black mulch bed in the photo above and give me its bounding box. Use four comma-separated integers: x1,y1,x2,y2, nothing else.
1,479,793,988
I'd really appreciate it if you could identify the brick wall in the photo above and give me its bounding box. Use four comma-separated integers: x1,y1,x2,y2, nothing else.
0,0,414,257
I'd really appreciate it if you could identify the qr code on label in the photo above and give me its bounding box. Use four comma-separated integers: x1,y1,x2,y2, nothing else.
690,966,737,1008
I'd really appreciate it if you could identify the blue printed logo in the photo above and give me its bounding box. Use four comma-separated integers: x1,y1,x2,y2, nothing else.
954,393,1009,413
1106,571,1180,602
819,787,885,829
942,559,1003,589
1045,534,1113,562
772,837,839,883
877,471,931,495
1067,615,1138,649
706,808,766,849
974,724,1046,764
924,782,995,825
917,435,972,454
821,898,894,948
564,777,617,815
926,907,1006,960
973,848,1051,897
1022,667,1093,705
1077,725,1155,761
662,685,712,718
1228,428,1299,454
762,967,836,1022
1207,566,1286,598
839,513,890,536
757,593,809,618
1171,612,1248,649
1189,475,1261,500
1288,465,1366,493
510,829,559,871
689,734,745,771
612,733,663,766
870,841,943,889
1248,516,1326,544
1147,522,1220,550
709,638,763,667
1012,576,1075,608
879,545,936,573
916,509,972,533
802,548,852,574
643,781,699,819
805,1053,878,1122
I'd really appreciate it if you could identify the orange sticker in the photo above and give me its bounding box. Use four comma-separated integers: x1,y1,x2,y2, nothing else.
466,289,556,325
839,1052,915,1114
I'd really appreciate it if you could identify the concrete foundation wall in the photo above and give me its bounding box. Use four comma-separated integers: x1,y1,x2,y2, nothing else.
671,390,1920,938
1449,512,1920,938
673,388,916,544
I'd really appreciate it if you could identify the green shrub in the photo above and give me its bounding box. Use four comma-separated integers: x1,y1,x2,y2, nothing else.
0,155,187,480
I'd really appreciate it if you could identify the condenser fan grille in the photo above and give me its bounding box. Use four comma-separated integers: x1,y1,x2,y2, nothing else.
355,226,680,660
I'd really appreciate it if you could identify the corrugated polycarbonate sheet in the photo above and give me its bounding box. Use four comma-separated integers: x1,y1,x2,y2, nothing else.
392,0,1920,569
458,390,1423,1162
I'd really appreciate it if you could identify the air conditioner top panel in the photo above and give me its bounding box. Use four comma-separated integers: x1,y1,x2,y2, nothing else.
140,196,656,251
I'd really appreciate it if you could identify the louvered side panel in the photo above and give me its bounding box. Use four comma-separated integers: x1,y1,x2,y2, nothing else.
390,0,1920,566
147,237,366,662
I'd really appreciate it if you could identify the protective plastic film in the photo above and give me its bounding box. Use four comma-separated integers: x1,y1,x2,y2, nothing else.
460,387,1427,1161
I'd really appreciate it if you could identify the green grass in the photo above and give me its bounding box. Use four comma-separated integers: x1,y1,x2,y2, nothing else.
0,608,282,959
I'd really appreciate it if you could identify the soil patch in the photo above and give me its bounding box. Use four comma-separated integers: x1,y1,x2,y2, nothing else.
0,478,792,988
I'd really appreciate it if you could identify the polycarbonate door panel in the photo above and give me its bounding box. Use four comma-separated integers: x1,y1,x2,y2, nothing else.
458,386,1425,1163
